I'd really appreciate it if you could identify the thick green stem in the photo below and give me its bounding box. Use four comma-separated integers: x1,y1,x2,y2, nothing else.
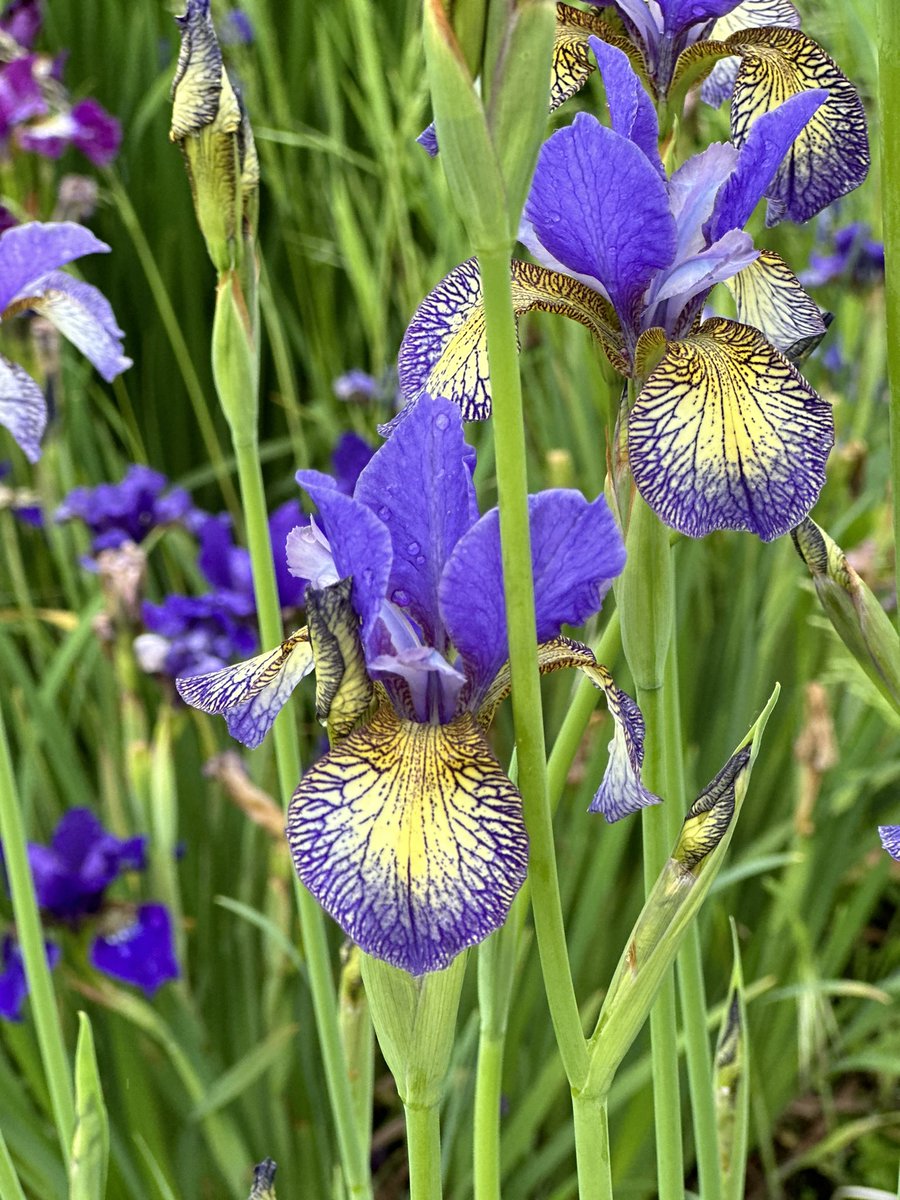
405,1104,442,1200
478,245,588,1089
572,1091,613,1200
473,1033,504,1200
879,0,900,621
232,438,372,1199
0,707,75,1152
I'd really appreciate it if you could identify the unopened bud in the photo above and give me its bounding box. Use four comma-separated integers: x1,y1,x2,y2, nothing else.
248,1159,277,1200
792,517,900,713
171,0,256,271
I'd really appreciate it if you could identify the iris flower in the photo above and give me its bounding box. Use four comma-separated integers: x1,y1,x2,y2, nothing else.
177,398,657,975
56,463,198,554
0,221,131,462
880,827,900,861
553,0,868,223
401,42,834,542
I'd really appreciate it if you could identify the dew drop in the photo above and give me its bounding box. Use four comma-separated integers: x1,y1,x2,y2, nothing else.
378,505,391,521
415,555,426,565
392,589,411,606
407,541,420,556
362,569,374,586
435,412,450,430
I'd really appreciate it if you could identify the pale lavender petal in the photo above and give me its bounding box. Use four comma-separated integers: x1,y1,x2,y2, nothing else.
0,220,109,313
286,517,339,589
524,113,676,344
368,645,466,723
647,228,758,310
440,490,626,708
0,353,46,462
23,271,131,381
668,141,738,260
355,396,477,648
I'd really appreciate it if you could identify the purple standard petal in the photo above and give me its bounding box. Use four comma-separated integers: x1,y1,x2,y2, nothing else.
0,936,59,1022
0,221,110,313
879,826,900,862
668,142,739,260
440,490,626,708
296,472,393,647
0,353,46,462
658,0,742,34
706,90,826,243
524,113,676,347
90,904,179,994
355,397,477,648
21,270,132,382
287,705,529,975
589,38,663,177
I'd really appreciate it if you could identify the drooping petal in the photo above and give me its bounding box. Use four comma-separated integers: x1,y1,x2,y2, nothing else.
0,221,110,313
13,270,132,382
295,472,393,644
306,579,374,742
525,113,676,343
727,27,869,224
0,352,46,462
355,396,476,646
90,904,179,994
628,317,833,540
725,248,827,357
175,630,314,749
287,705,528,976
589,37,663,176
398,257,624,419
706,89,825,242
879,826,900,862
440,491,626,707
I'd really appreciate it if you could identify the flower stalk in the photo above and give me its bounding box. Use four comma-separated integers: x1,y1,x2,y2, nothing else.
879,0,900,620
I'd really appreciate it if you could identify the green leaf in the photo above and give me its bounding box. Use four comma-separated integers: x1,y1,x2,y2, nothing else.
191,1025,300,1120
69,1012,110,1200
715,921,750,1200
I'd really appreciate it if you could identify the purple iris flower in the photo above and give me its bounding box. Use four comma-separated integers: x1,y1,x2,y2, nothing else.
331,431,374,495
16,96,122,166
28,807,146,921
0,55,46,136
332,369,381,404
177,398,658,975
0,221,131,462
220,8,253,45
137,593,257,679
0,808,180,1011
802,221,885,289
56,464,196,553
0,936,60,1022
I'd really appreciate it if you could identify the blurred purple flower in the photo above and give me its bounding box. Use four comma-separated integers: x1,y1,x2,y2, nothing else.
137,593,257,680
28,807,146,922
332,432,374,496
56,464,197,553
801,221,885,289
90,903,179,994
0,936,60,1021
332,369,380,404
0,0,42,49
0,222,131,462
220,8,253,44
0,55,46,135
197,501,309,613
268,500,307,608
18,96,121,166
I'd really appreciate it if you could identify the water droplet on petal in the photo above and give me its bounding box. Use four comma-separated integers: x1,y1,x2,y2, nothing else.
362,569,374,586
435,413,450,430
377,505,391,521
415,555,426,565
392,589,410,606
407,541,420,555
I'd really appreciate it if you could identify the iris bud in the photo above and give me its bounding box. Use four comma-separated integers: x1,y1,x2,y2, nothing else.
792,517,900,713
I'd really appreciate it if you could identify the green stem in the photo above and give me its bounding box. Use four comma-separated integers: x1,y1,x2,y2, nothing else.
572,1091,613,1200
473,1033,504,1200
0,1123,26,1200
232,438,372,1199
405,1104,442,1200
0,706,75,1152
478,244,588,1090
879,0,900,621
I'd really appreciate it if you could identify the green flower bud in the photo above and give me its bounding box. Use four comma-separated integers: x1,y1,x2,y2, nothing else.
792,517,900,713
170,1,257,271
211,268,258,441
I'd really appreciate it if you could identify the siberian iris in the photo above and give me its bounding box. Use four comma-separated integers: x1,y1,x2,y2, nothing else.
400,42,834,542
177,398,656,975
0,221,131,462
553,0,868,223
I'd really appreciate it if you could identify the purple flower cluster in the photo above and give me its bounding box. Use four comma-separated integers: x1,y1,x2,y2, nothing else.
0,0,120,166
802,221,885,289
0,808,179,1020
56,464,199,554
